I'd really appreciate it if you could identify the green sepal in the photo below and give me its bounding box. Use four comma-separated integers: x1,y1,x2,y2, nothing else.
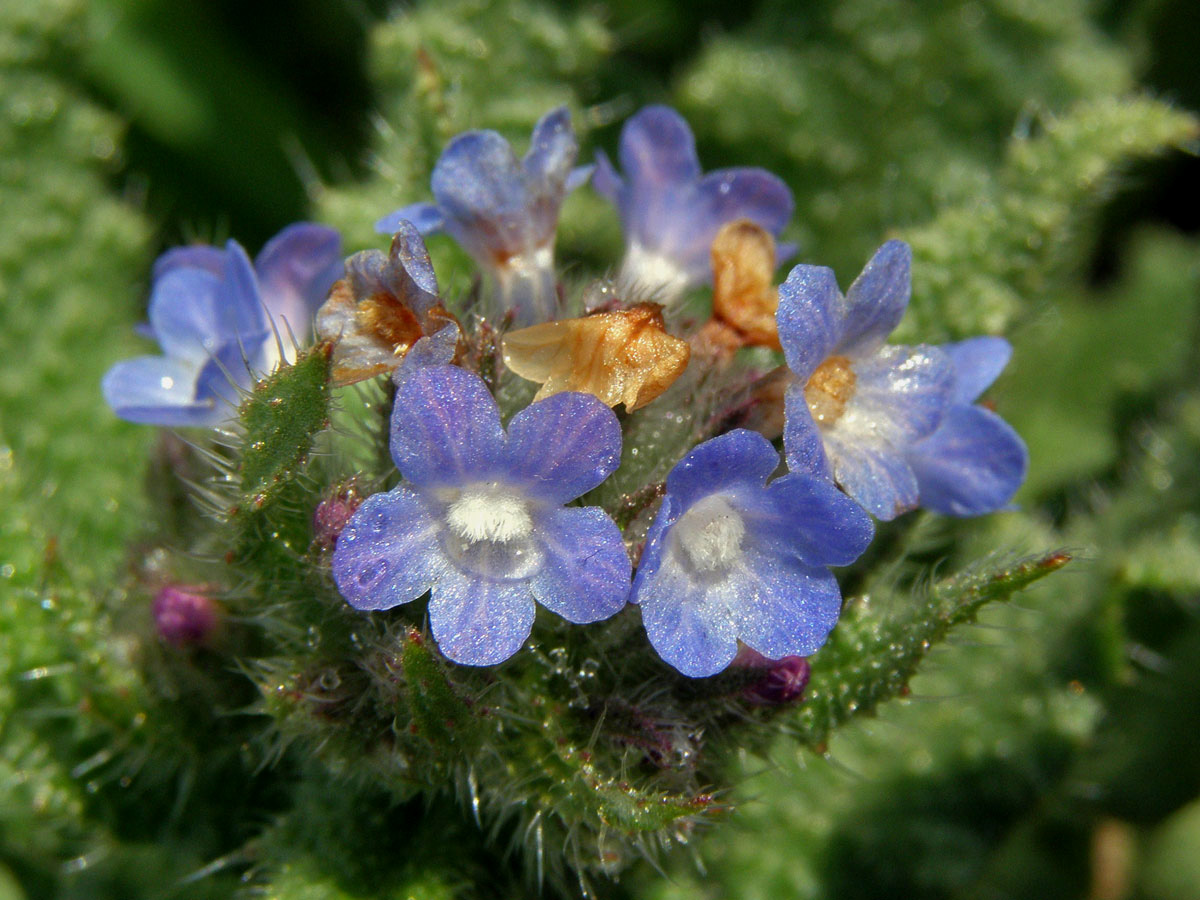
400,629,483,756
795,551,1071,748
238,344,333,504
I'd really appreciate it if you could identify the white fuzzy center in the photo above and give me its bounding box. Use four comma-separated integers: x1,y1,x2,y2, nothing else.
620,243,691,305
675,495,746,573
446,485,534,544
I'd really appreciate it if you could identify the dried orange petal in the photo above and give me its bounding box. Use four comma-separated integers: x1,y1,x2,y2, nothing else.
503,303,690,411
709,219,781,350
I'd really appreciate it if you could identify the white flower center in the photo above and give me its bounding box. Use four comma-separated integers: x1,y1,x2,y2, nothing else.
620,243,691,306
675,495,746,573
446,484,534,544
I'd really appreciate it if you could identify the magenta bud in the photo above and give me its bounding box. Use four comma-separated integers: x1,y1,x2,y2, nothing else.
153,585,218,647
313,486,363,549
732,646,811,705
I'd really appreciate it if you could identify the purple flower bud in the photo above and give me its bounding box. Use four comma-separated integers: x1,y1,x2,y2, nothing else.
313,487,363,549
153,585,219,647
743,656,811,705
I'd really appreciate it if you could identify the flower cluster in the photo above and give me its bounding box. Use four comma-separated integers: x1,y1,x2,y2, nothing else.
105,106,1027,677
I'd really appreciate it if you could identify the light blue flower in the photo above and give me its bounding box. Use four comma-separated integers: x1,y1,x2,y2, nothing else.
103,223,342,426
907,337,1028,516
376,107,588,326
332,364,630,666
592,105,793,304
777,240,956,520
631,429,872,678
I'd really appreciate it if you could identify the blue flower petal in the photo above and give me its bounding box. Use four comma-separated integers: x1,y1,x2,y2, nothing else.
672,167,792,281
822,429,921,520
617,106,703,242
349,222,442,324
376,202,445,237
147,267,228,364
944,336,1012,404
636,555,739,678
254,222,343,340
847,344,953,444
530,507,630,623
390,365,507,488
428,567,536,666
758,473,874,567
909,404,1028,516
664,429,779,511
733,551,842,660
152,244,225,280
591,148,623,207
523,106,575,188
777,264,845,379
331,488,445,610
565,164,594,192
393,322,462,387
782,383,834,479
505,391,622,504
101,356,223,426
431,130,532,261
838,240,912,358
219,240,269,339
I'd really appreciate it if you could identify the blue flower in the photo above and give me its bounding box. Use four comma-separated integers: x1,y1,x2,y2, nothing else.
103,223,343,426
777,240,957,520
631,429,872,678
592,105,793,304
332,364,630,666
376,107,588,326
907,337,1028,516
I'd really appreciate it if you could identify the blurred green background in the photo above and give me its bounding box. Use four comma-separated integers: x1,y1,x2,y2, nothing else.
2,0,1199,897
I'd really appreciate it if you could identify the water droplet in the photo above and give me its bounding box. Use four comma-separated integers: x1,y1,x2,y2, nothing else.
318,670,341,690
369,510,389,534
357,559,389,589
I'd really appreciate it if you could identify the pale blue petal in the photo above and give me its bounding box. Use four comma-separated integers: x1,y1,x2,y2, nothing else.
669,167,792,281
591,148,623,207
331,488,445,611
618,106,702,244
757,473,874,567
847,344,953,444
823,430,920,520
732,551,843,660
523,106,575,188
909,404,1028,516
505,391,621,504
390,365,507,487
782,382,834,480
530,507,630,623
431,129,531,261
101,356,222,426
565,164,593,192
944,336,1012,404
376,202,445,237
777,264,845,379
635,554,738,678
630,494,679,603
152,244,225,280
147,267,227,364
254,223,343,338
838,240,912,357
393,322,461,387
219,240,269,339
428,567,536,666
665,429,779,511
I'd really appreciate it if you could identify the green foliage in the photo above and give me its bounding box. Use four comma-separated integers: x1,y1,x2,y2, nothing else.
5,0,1200,899
795,550,1070,748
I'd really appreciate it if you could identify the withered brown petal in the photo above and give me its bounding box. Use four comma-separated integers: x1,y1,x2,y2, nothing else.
710,219,781,350
316,278,435,385
503,303,690,411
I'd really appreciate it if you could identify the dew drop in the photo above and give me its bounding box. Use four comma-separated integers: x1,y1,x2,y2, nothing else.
357,559,389,589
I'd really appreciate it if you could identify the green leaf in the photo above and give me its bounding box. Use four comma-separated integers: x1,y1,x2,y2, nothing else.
794,551,1071,748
